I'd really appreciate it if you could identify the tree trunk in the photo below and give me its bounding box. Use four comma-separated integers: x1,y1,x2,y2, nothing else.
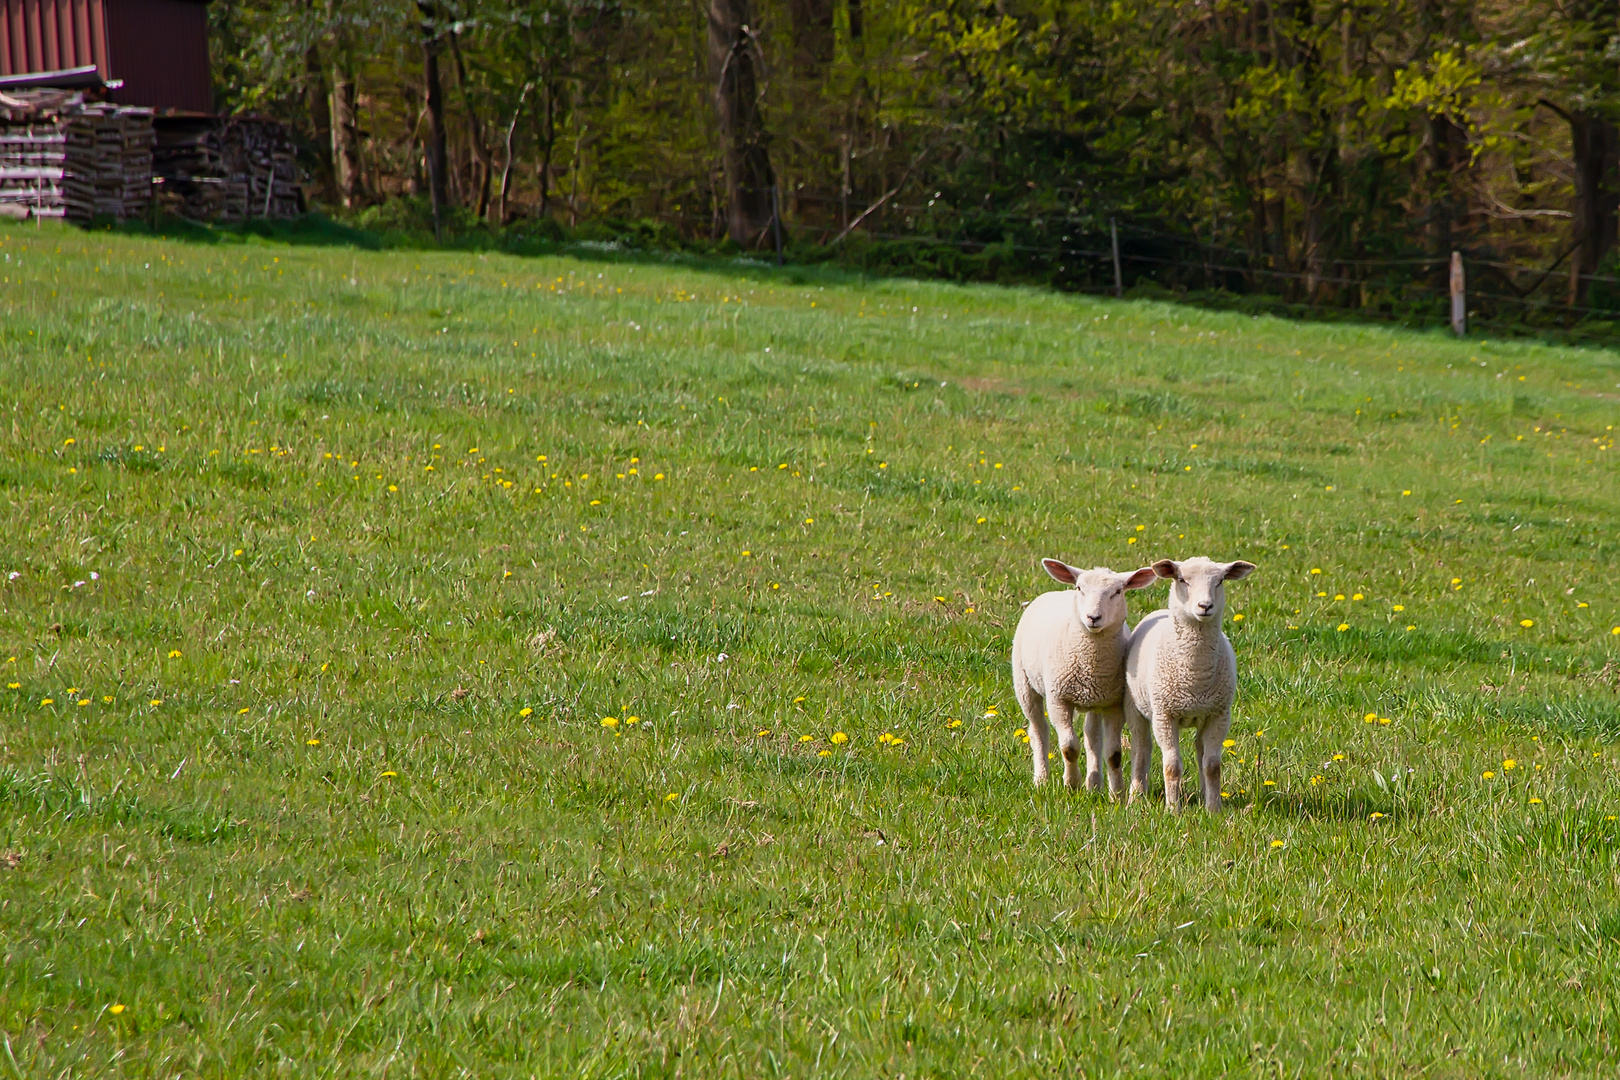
418,3,449,238
448,31,494,220
790,0,834,80
330,60,363,208
537,81,558,218
1568,111,1619,307
708,0,775,246
303,42,333,194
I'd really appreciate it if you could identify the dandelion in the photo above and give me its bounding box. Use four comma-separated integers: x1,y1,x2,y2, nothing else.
1503,759,1517,770
830,731,849,745
626,716,640,724
1406,625,1416,630
1529,797,1543,805
1311,568,1322,575
1263,779,1276,786
519,707,533,717
1127,537,1137,544
948,719,962,729
878,732,894,744
238,707,250,715
380,771,397,778
6,683,18,690
1451,577,1462,586
1310,775,1323,786
150,698,162,706
654,473,665,480
665,792,680,802
803,518,814,525
76,699,88,706
1334,594,1345,601
1270,840,1285,848
1401,490,1411,496
1392,604,1405,612
818,749,831,757
108,1004,125,1015
306,738,320,746
1352,593,1363,601
1364,712,1378,722
935,596,946,603
40,698,53,705
741,550,751,557
1519,619,1534,628
799,734,814,743
1482,771,1495,779
1232,613,1245,622
602,716,620,728
1369,812,1385,820
1333,754,1345,761
1378,717,1391,725
976,517,987,524
234,549,243,556
984,708,998,718
1337,623,1350,632
793,696,806,703
168,649,182,658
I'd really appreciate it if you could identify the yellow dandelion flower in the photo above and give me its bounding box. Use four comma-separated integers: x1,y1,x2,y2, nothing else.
1222,738,1236,747
519,707,533,717
1263,780,1276,786
626,716,639,724
1337,623,1350,632
76,699,88,706
948,719,962,729
1482,771,1495,779
799,734,814,742
1503,759,1516,770
1529,797,1543,805
601,716,620,728
108,1004,125,1015
149,698,162,706
1311,568,1322,574
168,649,182,658
1392,604,1405,612
757,729,770,737
40,697,53,705
1519,619,1534,628
306,738,320,746
380,771,397,778
6,683,17,689
1369,812,1384,820
1232,613,1244,622
238,707,250,715
1364,712,1378,722
818,749,831,757
664,792,680,802
1270,840,1285,848
1334,594,1346,601
1352,593,1363,601
830,731,849,745
1377,717,1391,725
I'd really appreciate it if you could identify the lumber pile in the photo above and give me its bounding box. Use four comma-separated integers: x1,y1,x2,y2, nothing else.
153,116,303,221
0,89,303,224
0,90,153,221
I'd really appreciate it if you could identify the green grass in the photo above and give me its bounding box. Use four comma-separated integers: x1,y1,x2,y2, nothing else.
2,221,1619,1077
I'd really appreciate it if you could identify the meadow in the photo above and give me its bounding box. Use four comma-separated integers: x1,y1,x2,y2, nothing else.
1,220,1618,1077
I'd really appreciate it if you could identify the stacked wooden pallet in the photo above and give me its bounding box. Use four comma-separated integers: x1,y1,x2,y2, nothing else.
153,116,302,221
0,91,153,221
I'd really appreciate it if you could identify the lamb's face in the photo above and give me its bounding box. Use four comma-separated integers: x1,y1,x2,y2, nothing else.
1155,557,1256,625
1071,568,1131,634
1041,560,1160,634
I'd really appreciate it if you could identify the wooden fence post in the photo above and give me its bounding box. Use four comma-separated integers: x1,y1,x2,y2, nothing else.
1111,218,1123,298
1450,251,1466,337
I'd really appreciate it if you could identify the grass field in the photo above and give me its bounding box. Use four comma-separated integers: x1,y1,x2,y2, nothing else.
2,220,1619,1077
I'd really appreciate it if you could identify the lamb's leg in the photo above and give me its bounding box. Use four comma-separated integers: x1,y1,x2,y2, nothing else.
1080,708,1104,791
1125,694,1153,804
1098,704,1126,799
1200,712,1229,813
1049,699,1083,790
1015,674,1051,786
1156,717,1184,812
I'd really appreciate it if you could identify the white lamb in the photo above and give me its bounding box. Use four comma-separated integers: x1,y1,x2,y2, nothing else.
1124,556,1257,811
1011,560,1159,792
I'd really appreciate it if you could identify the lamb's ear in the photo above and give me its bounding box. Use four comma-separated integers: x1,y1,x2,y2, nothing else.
1041,558,1081,585
1223,560,1257,581
1151,559,1182,582
1123,566,1159,590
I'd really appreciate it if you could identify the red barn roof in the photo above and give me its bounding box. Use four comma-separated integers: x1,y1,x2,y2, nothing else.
0,0,210,113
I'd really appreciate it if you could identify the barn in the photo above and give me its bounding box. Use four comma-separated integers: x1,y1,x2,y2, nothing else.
0,0,212,113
